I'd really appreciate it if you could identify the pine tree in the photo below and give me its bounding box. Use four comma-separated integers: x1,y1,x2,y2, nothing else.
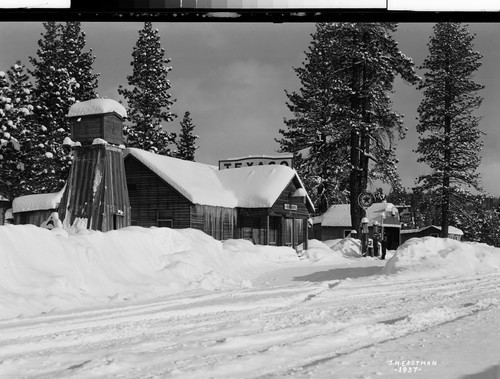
0,62,34,199
59,22,99,101
176,111,198,161
118,22,176,155
0,70,19,198
416,23,484,238
278,23,419,231
27,21,98,194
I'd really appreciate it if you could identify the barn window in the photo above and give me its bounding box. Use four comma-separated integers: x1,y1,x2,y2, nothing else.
157,210,173,228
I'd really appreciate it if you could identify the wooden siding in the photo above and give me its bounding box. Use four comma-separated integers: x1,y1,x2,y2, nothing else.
15,209,54,227
270,179,310,218
59,144,131,231
315,226,350,241
192,204,238,240
125,155,192,229
70,113,124,146
238,209,268,244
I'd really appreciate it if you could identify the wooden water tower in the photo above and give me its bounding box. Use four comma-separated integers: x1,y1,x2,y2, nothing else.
58,99,131,231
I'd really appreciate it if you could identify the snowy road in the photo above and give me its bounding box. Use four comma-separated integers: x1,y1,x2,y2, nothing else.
0,261,499,379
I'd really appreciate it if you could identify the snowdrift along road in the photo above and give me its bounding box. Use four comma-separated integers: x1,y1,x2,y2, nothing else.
0,225,499,378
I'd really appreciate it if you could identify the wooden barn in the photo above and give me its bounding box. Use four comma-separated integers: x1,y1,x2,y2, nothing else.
312,202,401,250
124,148,315,249
11,188,65,226
400,225,464,244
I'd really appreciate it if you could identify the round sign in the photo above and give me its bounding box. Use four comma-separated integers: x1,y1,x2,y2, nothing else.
358,192,375,209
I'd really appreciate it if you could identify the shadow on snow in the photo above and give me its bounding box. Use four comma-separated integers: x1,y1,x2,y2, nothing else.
292,266,384,282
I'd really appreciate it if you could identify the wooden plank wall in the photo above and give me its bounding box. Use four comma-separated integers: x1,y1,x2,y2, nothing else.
14,209,54,227
270,179,310,247
70,113,124,146
124,156,191,228
102,114,124,145
58,145,131,231
192,204,238,240
270,180,310,218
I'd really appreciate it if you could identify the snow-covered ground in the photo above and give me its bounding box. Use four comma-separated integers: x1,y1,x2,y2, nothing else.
1,224,499,378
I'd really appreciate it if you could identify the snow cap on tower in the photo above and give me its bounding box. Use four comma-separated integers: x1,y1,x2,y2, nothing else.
67,98,127,119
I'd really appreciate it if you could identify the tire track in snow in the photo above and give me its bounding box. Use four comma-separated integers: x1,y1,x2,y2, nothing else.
0,285,325,363
149,273,500,378
0,272,498,378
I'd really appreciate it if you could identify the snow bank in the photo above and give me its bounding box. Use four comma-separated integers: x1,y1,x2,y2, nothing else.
330,237,362,258
384,237,500,277
0,225,297,320
297,238,360,262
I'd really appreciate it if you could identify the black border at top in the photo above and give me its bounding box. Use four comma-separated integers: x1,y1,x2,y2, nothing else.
1,6,500,22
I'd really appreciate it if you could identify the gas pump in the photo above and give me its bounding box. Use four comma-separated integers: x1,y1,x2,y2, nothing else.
373,221,380,257
361,217,369,256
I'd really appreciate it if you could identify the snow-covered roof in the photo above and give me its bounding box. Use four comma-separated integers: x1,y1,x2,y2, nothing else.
67,99,127,119
432,225,464,236
400,226,464,236
126,148,314,210
0,194,9,202
224,153,293,160
12,187,65,213
316,202,399,227
316,204,351,227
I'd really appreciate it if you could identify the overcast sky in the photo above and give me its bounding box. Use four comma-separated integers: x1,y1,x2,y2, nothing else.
1,22,499,196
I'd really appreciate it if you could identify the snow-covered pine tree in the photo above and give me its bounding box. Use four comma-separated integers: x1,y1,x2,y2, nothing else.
416,23,484,238
278,23,419,231
0,70,18,199
27,21,98,194
60,22,99,101
176,111,199,161
0,62,34,199
118,22,176,156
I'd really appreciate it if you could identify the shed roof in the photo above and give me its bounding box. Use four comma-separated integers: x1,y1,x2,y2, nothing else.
12,187,65,213
401,225,464,236
315,202,399,227
126,148,314,210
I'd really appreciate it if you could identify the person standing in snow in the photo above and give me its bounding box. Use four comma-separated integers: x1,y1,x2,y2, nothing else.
373,232,379,257
381,233,387,260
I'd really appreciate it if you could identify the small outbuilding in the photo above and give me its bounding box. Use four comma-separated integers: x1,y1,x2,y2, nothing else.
124,148,315,249
400,225,464,244
12,188,65,226
312,202,401,250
